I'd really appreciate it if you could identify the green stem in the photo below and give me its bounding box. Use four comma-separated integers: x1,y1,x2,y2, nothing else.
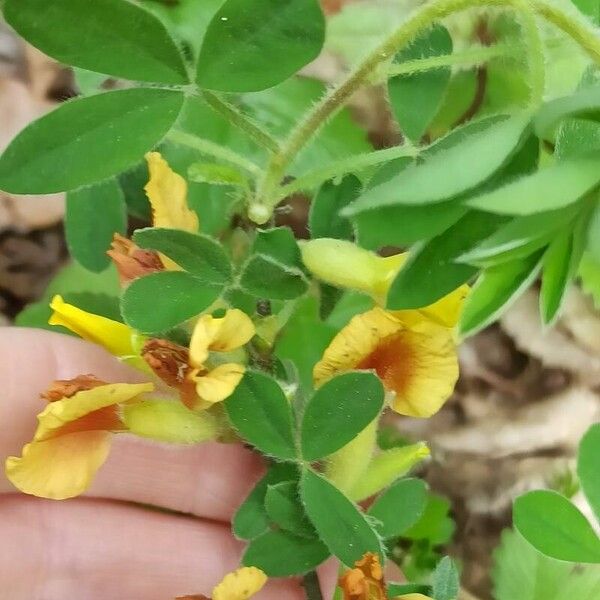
167,130,262,176
386,42,519,78
533,0,600,64
250,0,544,223
302,571,323,600
515,0,546,108
200,90,281,153
276,144,419,200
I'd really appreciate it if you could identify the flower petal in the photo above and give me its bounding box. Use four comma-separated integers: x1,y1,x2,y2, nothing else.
5,431,111,500
49,295,135,357
189,309,255,367
145,151,199,238
361,321,458,418
192,363,245,406
212,567,267,600
313,307,402,386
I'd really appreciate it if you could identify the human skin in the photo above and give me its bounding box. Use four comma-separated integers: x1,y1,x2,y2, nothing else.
0,328,338,599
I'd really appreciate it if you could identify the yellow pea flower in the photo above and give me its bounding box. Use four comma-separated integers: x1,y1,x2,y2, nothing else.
49,295,136,357
5,376,153,499
303,240,468,418
145,151,199,270
176,566,267,600
187,309,256,410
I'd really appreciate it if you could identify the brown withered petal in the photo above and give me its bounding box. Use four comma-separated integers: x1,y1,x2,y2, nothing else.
142,338,197,405
107,233,163,286
41,374,107,402
339,552,387,600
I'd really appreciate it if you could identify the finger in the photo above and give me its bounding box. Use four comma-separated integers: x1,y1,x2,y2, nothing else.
0,495,306,600
0,329,263,521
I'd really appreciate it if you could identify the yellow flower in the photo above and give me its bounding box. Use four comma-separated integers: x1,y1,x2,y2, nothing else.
187,309,256,409
145,151,199,270
49,295,136,357
301,238,406,303
314,303,460,418
5,376,153,499
176,566,267,600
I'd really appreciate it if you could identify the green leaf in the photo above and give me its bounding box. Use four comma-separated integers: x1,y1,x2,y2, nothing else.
188,162,249,188
274,296,336,394
225,371,297,460
122,271,222,333
240,228,309,300
265,481,316,538
368,478,428,539
118,161,151,220
388,583,432,596
0,88,184,194
243,529,329,576
432,556,460,600
459,252,543,337
300,371,384,461
344,115,530,212
309,176,359,240
573,0,600,24
556,118,600,160
493,529,600,600
300,467,384,566
233,462,298,540
578,423,600,523
387,211,506,310
388,25,453,142
535,87,600,141
354,202,467,250
466,158,600,215
4,0,188,84
65,179,126,273
514,490,600,563
133,228,232,285
458,208,579,268
403,494,455,545
196,0,325,92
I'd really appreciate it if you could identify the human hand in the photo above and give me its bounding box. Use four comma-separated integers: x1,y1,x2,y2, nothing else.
0,328,336,599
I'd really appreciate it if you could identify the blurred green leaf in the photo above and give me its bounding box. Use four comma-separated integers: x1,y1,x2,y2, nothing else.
0,89,184,194
66,179,126,273
265,481,316,538
494,529,600,600
514,490,600,563
196,0,325,92
432,556,460,600
4,0,188,83
225,371,297,460
578,423,600,522
388,25,452,142
404,494,455,545
459,251,543,337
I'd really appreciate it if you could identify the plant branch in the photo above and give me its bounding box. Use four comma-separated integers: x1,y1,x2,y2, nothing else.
302,571,323,600
200,90,281,153
386,42,519,78
166,130,262,176
276,144,419,200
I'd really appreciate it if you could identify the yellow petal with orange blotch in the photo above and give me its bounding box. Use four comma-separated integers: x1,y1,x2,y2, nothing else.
212,567,267,600
49,295,135,357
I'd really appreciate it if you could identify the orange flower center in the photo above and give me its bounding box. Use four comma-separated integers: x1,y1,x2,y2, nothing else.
358,332,414,396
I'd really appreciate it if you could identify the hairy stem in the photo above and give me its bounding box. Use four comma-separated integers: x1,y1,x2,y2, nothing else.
277,144,419,199
201,90,281,153
167,130,262,176
302,571,323,600
387,42,519,78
